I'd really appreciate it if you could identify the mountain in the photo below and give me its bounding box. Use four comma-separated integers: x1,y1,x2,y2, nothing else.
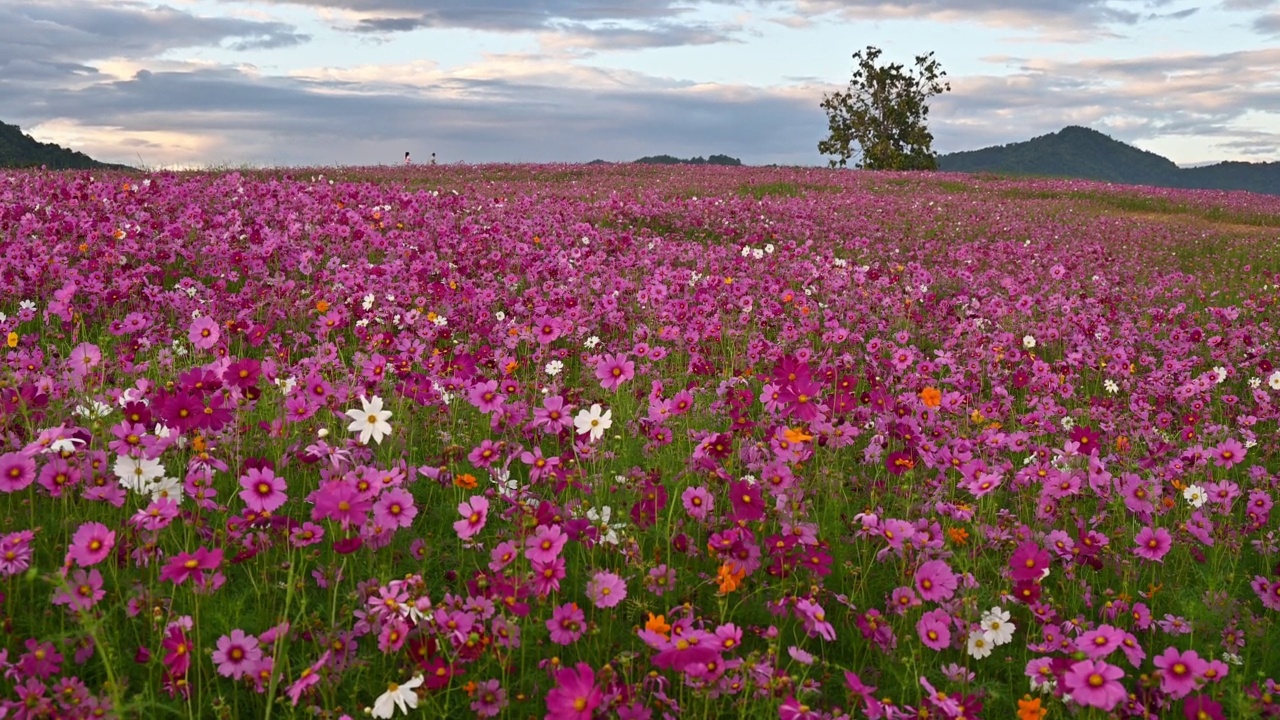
0,121,132,170
634,154,742,166
937,126,1280,195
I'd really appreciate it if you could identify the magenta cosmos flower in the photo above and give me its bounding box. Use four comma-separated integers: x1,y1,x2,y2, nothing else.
544,662,602,720
0,452,36,493
159,547,223,586
1133,526,1172,562
67,521,115,567
914,559,958,602
453,495,489,540
1063,659,1126,711
594,353,635,391
586,571,627,609
547,602,586,645
1153,647,1207,699
239,467,287,513
1008,541,1052,582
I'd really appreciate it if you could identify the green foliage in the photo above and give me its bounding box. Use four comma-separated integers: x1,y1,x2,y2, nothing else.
0,121,132,170
634,154,743,166
818,46,950,170
938,125,1280,195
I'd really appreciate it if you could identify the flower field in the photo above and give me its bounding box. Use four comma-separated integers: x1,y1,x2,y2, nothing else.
2,163,1280,719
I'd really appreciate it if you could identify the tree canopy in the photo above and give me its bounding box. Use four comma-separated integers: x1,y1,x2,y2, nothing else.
818,47,949,171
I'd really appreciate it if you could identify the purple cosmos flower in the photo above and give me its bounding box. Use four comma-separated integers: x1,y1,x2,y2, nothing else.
0,452,37,493
681,485,714,521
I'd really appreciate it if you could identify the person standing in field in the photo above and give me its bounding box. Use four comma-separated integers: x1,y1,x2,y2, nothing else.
405,152,411,165
430,153,437,165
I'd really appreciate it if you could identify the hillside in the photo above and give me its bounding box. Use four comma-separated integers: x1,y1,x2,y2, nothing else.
634,154,742,166
938,126,1280,195
0,121,131,170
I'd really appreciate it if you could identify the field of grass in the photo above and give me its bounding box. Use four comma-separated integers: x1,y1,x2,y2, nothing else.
1,164,1278,719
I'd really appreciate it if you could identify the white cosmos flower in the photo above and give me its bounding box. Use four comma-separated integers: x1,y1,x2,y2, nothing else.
586,505,624,545
1183,484,1207,508
114,455,166,493
1103,379,1119,394
574,403,612,442
149,476,184,505
980,607,1015,646
371,675,424,718
346,395,393,445
966,629,993,659
545,360,564,377
1268,371,1280,390
73,401,113,419
1022,335,1036,349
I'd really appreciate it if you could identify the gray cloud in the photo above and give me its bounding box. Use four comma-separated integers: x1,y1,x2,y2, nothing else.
777,0,1216,33
0,1,310,83
1252,11,1280,31
242,0,719,31
4,63,825,167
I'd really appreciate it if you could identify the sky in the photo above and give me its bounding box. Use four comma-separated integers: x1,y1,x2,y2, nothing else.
6,0,1280,168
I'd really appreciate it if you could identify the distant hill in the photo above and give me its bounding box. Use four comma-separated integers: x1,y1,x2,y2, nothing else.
0,121,131,170
938,126,1280,195
634,154,742,166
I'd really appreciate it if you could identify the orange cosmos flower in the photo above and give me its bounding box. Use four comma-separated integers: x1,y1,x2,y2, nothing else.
1017,695,1046,720
918,387,941,408
454,473,478,489
783,427,813,444
315,300,330,313
716,563,746,594
645,613,671,639
946,527,969,546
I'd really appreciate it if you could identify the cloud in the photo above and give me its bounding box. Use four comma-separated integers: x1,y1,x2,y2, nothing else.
775,0,1206,35
0,1,310,85
1252,11,1280,32
8,54,825,167
930,48,1280,161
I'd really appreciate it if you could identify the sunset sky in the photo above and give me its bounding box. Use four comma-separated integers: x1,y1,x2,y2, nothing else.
6,0,1280,168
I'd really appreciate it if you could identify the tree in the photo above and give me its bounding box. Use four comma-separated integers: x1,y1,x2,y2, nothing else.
818,46,950,170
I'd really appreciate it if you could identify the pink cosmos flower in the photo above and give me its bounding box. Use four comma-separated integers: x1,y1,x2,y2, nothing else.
52,568,105,612
159,547,223,586
530,396,574,434
286,651,331,706
453,495,489,540
212,629,262,679
681,485,713,521
914,559,958,602
470,678,507,718
594,353,635,391
374,487,417,530
917,608,952,651
544,662,602,720
187,317,221,350
67,521,115,567
525,524,567,564
1133,526,1172,562
546,602,586,645
1062,658,1126,711
239,467,287,513
1212,438,1245,468
586,571,627,609
1153,647,1207,699
1075,624,1123,659
467,380,506,414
